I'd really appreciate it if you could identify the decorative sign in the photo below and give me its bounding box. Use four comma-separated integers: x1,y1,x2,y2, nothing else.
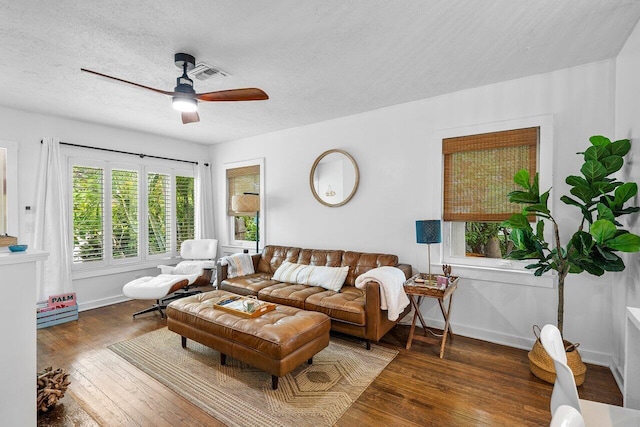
47,292,76,309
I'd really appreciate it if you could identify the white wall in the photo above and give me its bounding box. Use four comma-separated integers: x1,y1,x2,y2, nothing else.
0,106,210,309
211,59,620,365
615,20,640,386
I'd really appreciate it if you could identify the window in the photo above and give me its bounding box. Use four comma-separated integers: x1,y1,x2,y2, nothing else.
227,164,260,242
71,158,195,269
440,117,553,274
443,127,538,260
72,165,104,262
225,159,264,249
147,172,170,256
111,169,138,259
175,175,195,249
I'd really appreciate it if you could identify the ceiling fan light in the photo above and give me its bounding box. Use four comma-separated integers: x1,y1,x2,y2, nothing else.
172,97,198,112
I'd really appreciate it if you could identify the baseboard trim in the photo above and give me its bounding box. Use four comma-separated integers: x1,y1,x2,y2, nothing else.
400,316,614,367
78,295,129,312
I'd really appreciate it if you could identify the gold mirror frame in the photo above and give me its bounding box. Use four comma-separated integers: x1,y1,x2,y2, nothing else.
309,149,360,207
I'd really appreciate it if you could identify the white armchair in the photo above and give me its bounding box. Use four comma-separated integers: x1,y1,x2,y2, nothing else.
123,239,218,318
158,239,218,286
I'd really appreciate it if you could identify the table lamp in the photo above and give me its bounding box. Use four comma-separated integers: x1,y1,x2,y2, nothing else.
416,220,441,283
232,193,260,253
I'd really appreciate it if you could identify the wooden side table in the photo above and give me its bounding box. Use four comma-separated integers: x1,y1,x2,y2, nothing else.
403,274,458,358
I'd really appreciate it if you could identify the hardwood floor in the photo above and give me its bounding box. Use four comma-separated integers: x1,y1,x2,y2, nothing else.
37,291,622,426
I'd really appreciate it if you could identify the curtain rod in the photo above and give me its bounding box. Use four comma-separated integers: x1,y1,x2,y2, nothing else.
40,140,209,166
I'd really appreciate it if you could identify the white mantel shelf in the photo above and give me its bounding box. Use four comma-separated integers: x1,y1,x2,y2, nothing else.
0,249,49,266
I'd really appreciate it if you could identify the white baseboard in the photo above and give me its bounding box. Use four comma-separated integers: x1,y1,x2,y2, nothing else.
78,294,130,312
400,316,615,368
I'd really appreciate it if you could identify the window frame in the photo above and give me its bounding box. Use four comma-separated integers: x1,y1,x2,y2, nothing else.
68,154,196,274
224,158,265,251
436,115,554,285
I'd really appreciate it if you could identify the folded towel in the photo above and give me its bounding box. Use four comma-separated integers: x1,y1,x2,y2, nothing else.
221,253,255,278
354,266,409,321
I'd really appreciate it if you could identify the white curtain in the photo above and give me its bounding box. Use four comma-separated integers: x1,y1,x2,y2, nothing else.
32,137,73,303
195,162,215,239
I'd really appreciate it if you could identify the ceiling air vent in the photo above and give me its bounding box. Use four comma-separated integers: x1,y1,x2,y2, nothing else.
187,62,230,81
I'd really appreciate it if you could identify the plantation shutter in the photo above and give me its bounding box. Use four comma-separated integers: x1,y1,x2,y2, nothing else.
443,127,538,222
72,166,104,263
148,172,171,255
227,165,260,215
111,169,139,259
175,175,195,250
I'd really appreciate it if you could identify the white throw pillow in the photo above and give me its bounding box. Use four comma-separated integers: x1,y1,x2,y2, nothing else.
272,261,348,292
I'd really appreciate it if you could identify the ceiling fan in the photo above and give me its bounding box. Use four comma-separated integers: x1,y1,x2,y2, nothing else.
81,53,268,124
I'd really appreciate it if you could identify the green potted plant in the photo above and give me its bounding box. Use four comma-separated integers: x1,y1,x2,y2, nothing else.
502,135,640,383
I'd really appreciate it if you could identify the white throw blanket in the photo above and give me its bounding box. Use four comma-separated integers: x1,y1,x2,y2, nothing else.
220,253,255,278
354,266,410,321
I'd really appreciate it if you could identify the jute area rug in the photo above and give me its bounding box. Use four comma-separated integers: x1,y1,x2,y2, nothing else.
108,328,397,427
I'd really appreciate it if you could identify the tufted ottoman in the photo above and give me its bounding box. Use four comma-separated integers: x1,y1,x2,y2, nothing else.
166,290,331,389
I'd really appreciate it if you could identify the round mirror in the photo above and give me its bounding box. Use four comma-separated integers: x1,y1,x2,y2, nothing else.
309,149,360,207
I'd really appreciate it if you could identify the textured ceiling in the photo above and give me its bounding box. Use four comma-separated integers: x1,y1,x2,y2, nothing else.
1,1,639,145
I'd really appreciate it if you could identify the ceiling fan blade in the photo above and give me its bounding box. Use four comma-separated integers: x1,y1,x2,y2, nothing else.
81,68,175,96
196,88,269,102
182,111,200,124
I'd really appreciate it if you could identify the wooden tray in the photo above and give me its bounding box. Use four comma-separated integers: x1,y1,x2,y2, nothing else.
213,295,276,318
404,273,459,297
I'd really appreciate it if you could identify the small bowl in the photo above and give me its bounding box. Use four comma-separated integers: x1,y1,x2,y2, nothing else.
8,244,28,252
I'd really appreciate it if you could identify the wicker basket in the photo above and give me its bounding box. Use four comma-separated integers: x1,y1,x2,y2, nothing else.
528,325,586,386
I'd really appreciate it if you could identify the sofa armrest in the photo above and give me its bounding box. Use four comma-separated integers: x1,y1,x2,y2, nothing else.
396,263,413,280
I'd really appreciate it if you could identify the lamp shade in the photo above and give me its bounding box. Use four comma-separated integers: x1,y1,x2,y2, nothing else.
416,220,441,244
232,194,260,214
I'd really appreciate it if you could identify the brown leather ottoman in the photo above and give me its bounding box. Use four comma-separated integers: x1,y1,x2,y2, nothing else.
166,290,331,389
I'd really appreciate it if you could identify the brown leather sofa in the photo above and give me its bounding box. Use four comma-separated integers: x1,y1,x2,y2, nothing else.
218,245,412,349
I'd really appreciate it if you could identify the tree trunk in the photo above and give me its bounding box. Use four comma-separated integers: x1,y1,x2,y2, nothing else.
557,272,566,335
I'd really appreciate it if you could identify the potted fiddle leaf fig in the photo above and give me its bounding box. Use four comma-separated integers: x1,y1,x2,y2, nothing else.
502,135,640,384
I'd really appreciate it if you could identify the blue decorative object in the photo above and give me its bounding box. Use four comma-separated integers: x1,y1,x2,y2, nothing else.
415,220,441,281
8,244,28,252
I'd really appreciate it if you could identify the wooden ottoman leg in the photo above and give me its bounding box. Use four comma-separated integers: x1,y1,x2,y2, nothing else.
181,336,187,348
220,353,226,366
308,357,313,364
272,375,279,390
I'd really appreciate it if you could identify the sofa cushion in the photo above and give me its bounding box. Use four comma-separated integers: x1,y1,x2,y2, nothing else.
304,285,366,326
342,251,399,286
258,283,325,309
220,273,280,296
296,249,344,267
272,261,348,291
257,246,301,274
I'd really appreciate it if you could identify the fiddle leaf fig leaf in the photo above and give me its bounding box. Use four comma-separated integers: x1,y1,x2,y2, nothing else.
525,204,550,215
607,232,640,252
584,145,609,162
589,135,611,147
610,139,631,157
513,169,531,190
540,189,550,207
536,219,545,240
570,186,596,204
566,175,589,188
602,156,624,175
596,203,615,222
614,182,638,207
508,191,539,204
581,160,608,183
591,181,617,195
590,219,617,244
504,214,532,230
571,231,593,255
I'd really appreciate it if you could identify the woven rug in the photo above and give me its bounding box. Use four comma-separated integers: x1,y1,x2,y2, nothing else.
108,328,397,427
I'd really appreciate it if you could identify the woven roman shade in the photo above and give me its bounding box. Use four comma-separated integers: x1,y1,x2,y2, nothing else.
443,127,538,222
227,165,260,215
